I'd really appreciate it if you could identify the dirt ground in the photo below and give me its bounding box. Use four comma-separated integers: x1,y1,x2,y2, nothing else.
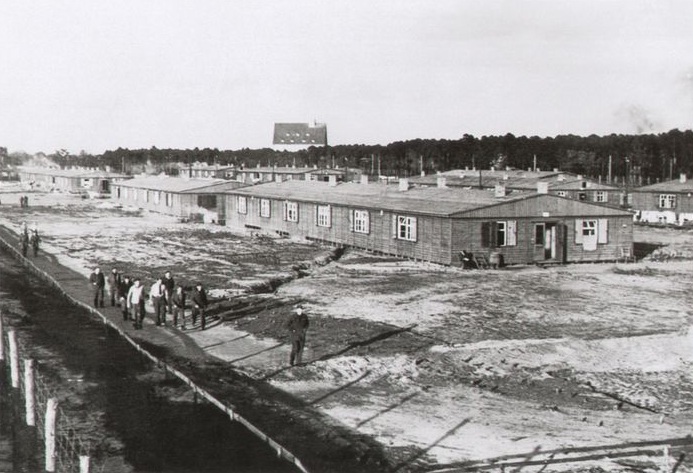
1,184,691,472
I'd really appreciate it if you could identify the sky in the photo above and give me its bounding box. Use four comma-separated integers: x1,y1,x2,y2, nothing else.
1,0,692,154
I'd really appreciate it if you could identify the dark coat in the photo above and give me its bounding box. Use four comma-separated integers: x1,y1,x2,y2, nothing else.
108,271,122,289
162,276,175,294
90,271,105,288
287,312,309,341
192,288,208,308
119,279,133,299
172,291,186,309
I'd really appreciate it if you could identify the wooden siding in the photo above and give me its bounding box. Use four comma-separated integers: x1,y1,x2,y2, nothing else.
451,216,633,264
225,195,455,264
631,191,693,214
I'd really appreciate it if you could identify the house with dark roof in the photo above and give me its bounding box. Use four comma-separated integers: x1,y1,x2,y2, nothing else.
221,178,633,265
272,122,327,150
630,174,693,224
111,176,247,223
17,167,129,196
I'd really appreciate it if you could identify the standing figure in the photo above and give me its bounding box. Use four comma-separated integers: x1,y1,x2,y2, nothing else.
89,267,105,308
118,275,133,321
127,279,146,329
19,231,29,257
150,277,166,326
29,230,40,257
171,285,186,329
107,268,122,307
191,283,208,330
162,271,175,314
286,306,309,366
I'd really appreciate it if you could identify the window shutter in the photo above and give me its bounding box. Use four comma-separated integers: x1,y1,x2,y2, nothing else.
411,217,418,242
327,205,331,228
575,219,583,244
283,201,287,221
295,203,299,223
481,222,490,247
598,218,608,244
315,205,319,225
349,209,354,232
507,220,517,246
392,215,398,239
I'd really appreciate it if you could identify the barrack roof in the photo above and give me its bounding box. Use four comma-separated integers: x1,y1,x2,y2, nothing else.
114,176,245,193
273,123,327,145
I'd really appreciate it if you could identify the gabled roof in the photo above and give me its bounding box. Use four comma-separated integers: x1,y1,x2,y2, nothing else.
273,123,327,145
237,166,315,174
631,178,693,193
113,176,243,193
224,180,632,218
18,166,127,179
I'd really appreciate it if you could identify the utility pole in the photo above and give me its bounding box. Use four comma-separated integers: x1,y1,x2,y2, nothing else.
608,155,612,184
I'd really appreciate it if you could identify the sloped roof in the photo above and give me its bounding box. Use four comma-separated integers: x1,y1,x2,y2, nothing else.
224,180,631,218
18,167,128,179
631,178,693,193
237,166,315,174
273,123,327,145
113,176,237,193
410,171,617,192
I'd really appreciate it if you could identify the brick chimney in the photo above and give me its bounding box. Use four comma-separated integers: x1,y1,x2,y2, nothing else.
328,174,337,187
437,177,447,188
680,173,687,183
494,184,507,197
398,178,410,192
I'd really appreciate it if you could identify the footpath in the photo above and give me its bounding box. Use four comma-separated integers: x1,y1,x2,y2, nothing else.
0,224,393,473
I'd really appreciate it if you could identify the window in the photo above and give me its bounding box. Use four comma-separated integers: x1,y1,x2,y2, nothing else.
352,210,370,234
582,220,596,237
123,188,128,199
197,195,216,209
153,191,160,205
116,187,121,199
237,196,247,214
283,201,299,222
556,191,567,197
393,215,417,241
260,199,271,218
575,218,608,248
165,192,173,207
578,192,587,201
594,191,608,203
481,220,517,247
81,178,92,188
659,194,676,209
143,190,149,203
316,205,331,227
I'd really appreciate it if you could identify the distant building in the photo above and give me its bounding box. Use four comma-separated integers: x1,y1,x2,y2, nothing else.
221,178,633,265
17,167,129,197
273,122,327,150
179,163,235,179
111,176,247,223
631,174,693,225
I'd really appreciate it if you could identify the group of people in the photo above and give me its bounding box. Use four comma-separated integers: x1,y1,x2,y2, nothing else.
18,223,40,257
19,195,30,208
89,267,209,330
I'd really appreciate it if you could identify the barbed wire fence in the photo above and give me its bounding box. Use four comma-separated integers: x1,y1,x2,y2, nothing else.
1,314,102,473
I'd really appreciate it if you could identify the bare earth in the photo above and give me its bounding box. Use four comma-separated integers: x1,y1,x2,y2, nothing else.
1,185,691,472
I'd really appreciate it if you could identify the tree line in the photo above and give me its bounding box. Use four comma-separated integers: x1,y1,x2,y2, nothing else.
5,129,693,185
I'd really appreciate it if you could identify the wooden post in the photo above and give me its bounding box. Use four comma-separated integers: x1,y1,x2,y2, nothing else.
8,330,19,388
45,398,59,472
662,445,670,473
0,310,4,361
79,455,90,473
24,359,36,426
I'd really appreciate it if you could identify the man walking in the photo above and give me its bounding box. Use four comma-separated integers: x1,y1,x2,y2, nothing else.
119,275,133,321
171,285,186,329
19,231,28,257
162,271,175,314
287,306,309,366
29,229,40,257
150,277,166,326
127,278,146,329
89,267,105,308
191,283,208,330
108,267,122,307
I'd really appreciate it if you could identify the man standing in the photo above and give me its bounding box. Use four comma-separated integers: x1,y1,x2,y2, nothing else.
127,278,146,329
19,231,28,257
119,275,133,321
191,283,208,330
108,267,122,307
150,277,166,326
171,285,186,329
162,271,175,314
287,306,309,366
29,229,40,257
89,267,105,308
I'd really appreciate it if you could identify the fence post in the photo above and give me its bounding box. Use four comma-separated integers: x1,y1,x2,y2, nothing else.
8,330,19,388
24,359,36,426
45,398,59,473
79,455,90,473
0,310,4,361
662,445,670,473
